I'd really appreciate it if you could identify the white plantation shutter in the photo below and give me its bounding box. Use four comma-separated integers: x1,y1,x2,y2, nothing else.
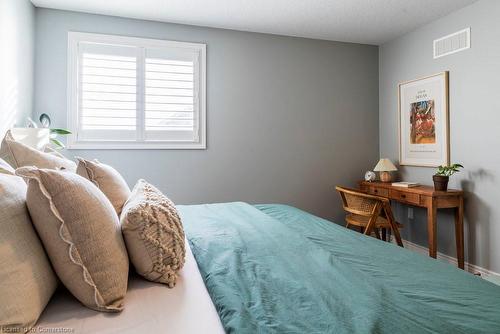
145,48,199,142
68,32,206,149
79,43,138,140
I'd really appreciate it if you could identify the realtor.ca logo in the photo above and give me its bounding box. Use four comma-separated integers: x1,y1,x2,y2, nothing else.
1,326,74,333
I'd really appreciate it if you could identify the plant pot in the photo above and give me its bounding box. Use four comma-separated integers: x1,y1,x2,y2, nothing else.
433,175,449,191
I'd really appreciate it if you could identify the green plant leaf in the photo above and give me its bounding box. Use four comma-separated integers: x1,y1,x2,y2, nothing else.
50,128,71,135
437,163,464,177
50,138,65,149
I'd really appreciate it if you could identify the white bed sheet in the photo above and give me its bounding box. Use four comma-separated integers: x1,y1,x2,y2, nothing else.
36,241,225,334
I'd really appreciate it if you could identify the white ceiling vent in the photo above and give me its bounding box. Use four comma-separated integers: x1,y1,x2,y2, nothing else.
433,28,470,59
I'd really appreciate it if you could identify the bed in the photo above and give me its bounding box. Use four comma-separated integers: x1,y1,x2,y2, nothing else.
38,202,500,333
37,241,225,334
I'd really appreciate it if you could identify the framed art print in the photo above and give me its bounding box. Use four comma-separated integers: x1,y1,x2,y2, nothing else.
399,72,449,167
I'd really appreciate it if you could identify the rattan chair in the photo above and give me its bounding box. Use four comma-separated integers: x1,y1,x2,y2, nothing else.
335,186,403,247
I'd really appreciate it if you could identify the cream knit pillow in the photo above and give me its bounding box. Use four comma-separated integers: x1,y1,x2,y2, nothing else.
0,130,76,171
121,180,185,287
75,157,131,215
0,173,58,332
16,167,129,312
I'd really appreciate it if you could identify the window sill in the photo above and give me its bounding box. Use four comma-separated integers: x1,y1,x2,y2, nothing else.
66,141,206,150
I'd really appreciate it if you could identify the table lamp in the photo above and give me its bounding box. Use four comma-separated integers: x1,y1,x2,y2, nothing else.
10,128,50,150
373,158,397,182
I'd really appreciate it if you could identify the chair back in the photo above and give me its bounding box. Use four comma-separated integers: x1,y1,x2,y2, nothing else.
335,186,404,247
335,186,387,217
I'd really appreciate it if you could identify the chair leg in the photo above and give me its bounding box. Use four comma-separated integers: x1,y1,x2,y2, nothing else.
392,224,403,247
381,228,387,241
359,226,364,234
374,228,381,239
383,203,403,247
364,203,381,237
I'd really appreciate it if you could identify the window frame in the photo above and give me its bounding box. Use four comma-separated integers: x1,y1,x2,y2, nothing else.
67,31,206,150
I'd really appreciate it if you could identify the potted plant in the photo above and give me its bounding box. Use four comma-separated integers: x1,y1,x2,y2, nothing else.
433,163,464,191
36,114,72,149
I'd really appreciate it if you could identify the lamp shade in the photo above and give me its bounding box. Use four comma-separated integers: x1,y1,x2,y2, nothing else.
373,158,397,172
11,128,50,151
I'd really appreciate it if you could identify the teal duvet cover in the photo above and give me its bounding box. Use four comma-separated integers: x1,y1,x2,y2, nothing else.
178,202,500,334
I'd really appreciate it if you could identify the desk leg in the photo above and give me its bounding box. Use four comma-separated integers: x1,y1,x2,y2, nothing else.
427,203,437,259
455,197,465,269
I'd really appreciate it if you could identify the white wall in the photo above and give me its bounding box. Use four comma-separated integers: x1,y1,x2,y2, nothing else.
379,0,500,272
0,0,35,134
34,9,379,222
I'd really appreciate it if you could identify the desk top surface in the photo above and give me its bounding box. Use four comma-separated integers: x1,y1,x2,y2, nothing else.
359,181,464,197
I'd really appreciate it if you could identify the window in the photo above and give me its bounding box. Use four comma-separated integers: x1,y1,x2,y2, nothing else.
67,32,206,149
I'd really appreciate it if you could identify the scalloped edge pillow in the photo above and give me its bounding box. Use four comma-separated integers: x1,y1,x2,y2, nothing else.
15,166,129,312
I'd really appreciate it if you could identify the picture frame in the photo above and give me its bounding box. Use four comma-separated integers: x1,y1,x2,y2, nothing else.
398,72,449,167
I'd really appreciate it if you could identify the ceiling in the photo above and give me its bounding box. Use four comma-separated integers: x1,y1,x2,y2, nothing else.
31,0,477,45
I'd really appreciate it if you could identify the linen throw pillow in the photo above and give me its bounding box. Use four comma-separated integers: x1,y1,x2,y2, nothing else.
0,130,76,171
0,173,58,332
15,167,129,312
76,157,131,215
121,180,186,287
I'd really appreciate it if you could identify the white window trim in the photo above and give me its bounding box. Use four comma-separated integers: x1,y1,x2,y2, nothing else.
67,31,206,150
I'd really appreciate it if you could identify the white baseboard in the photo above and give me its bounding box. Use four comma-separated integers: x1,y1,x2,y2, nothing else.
390,237,500,278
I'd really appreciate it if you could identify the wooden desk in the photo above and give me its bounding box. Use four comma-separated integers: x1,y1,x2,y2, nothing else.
359,181,464,269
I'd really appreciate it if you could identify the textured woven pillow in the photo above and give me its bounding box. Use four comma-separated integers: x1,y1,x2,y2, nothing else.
76,157,131,215
0,130,76,171
121,180,185,287
15,167,129,312
0,173,58,332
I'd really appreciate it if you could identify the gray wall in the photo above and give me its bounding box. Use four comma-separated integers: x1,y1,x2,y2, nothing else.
379,0,500,272
34,8,379,222
0,0,35,134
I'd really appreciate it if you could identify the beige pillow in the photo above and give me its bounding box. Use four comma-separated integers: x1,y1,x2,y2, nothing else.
0,157,14,175
0,130,76,171
0,173,58,332
15,167,129,312
76,157,131,215
121,180,185,287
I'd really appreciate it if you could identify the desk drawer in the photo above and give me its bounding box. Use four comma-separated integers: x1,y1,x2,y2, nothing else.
390,189,420,205
368,187,389,197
